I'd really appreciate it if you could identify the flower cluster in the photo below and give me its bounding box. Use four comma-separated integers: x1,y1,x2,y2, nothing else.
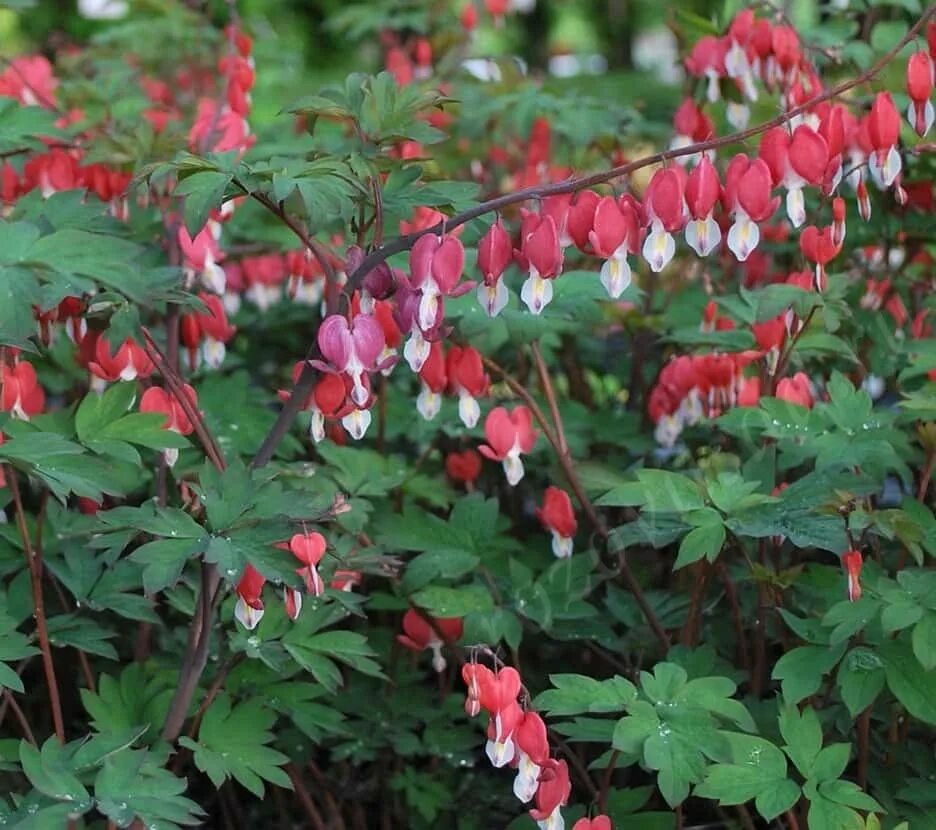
462,664,571,829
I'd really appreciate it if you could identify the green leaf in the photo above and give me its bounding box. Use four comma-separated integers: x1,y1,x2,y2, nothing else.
94,748,204,827
674,520,725,569
772,643,847,705
180,695,291,798
879,639,936,725
600,469,705,512
19,739,90,804
411,585,493,617
809,743,851,782
74,384,137,444
837,647,885,718
779,702,823,778
129,537,206,595
534,674,637,716
0,614,39,693
174,171,234,237
912,612,936,671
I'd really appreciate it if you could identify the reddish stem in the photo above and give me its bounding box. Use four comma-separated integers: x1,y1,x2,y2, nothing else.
7,468,65,743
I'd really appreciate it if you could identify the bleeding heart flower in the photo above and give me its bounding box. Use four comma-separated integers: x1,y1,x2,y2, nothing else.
234,564,266,630
567,189,601,252
178,225,226,293
410,233,469,332
867,92,902,188
572,817,613,830
446,345,488,428
842,550,862,602
906,51,934,137
478,406,539,486
642,167,687,273
515,212,563,314
398,608,463,672
723,154,780,262
0,361,45,421
589,195,642,297
513,711,550,803
417,341,447,421
759,125,829,227
88,336,155,385
529,758,571,829
446,449,483,487
283,531,327,619
799,224,840,291
315,312,388,407
776,372,814,408
535,487,577,559
684,156,722,257
140,384,197,467
477,218,514,317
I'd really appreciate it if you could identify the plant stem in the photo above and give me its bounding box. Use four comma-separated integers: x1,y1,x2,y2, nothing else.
857,707,871,790
483,356,671,652
531,341,567,454
286,764,327,830
597,749,619,812
3,690,36,745
6,467,65,743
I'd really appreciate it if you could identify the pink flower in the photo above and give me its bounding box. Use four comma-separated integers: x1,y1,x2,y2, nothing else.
867,93,902,188
140,385,197,467
416,341,447,421
776,372,814,408
398,609,463,672
316,312,388,407
477,219,514,317
906,52,934,137
573,817,613,830
479,406,539,486
283,531,328,620
529,759,571,827
446,345,488,428
842,550,863,602
178,225,226,294
0,361,45,421
684,157,722,257
513,711,550,802
642,167,687,272
589,195,642,297
567,189,601,252
234,565,266,630
515,212,563,314
88,337,155,384
759,125,829,227
536,487,578,559
0,55,57,107
723,154,779,262
799,224,840,291
409,233,469,332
